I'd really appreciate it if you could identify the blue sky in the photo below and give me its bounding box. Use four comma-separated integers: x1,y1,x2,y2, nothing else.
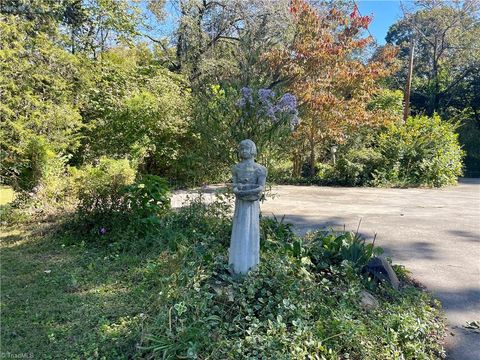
357,1,412,44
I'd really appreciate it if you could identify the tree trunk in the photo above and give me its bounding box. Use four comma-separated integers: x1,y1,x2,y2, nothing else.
292,152,301,177
308,133,315,177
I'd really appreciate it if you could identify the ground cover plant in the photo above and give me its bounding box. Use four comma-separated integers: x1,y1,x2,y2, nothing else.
1,188,446,359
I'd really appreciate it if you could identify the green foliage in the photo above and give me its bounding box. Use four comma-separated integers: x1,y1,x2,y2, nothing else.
368,89,404,120
1,138,73,218
335,147,383,186
70,157,136,231
277,114,464,187
78,48,191,176
136,215,443,359
159,193,233,251
261,218,383,270
2,196,445,359
182,85,297,186
260,215,296,250
306,230,383,270
175,85,236,185
19,137,57,191
126,175,170,219
454,108,480,177
385,2,480,176
0,15,83,187
375,114,464,187
68,158,174,240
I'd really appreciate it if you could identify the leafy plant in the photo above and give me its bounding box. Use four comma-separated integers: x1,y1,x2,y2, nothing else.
125,174,170,232
307,230,383,270
335,147,383,186
374,114,464,187
70,157,136,216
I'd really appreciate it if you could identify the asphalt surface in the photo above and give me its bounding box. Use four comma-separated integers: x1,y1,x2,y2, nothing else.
259,179,480,360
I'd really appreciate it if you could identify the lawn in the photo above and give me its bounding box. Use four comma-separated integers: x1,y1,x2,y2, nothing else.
1,223,156,358
0,186,14,206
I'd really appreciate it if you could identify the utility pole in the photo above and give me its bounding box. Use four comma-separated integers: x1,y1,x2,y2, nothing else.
403,37,415,123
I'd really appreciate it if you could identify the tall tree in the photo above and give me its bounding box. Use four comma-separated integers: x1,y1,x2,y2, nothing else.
1,0,142,57
386,0,480,175
0,15,84,187
386,0,480,115
265,0,398,176
146,0,293,87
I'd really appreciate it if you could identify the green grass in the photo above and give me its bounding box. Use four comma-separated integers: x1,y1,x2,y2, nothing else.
1,224,162,359
0,186,14,205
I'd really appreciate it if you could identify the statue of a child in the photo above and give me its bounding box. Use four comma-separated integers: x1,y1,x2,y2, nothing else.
229,139,267,274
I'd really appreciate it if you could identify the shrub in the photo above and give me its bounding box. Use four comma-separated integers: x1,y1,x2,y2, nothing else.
374,114,464,187
69,157,136,235
68,159,175,241
335,147,382,186
71,157,136,217
125,174,171,234
1,138,73,220
306,230,383,270
260,219,383,272
267,160,294,183
16,137,61,191
160,192,233,250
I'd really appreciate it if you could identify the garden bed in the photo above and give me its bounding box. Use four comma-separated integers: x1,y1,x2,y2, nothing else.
1,197,446,359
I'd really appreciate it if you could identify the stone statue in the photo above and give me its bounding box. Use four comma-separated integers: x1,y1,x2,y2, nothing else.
229,139,267,274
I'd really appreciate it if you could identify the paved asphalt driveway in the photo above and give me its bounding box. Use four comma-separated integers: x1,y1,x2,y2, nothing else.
260,179,480,360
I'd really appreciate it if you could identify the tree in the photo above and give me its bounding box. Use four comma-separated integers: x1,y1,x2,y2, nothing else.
0,15,84,188
146,0,293,88
77,46,191,177
386,0,480,115
0,0,141,57
386,0,480,175
265,0,398,176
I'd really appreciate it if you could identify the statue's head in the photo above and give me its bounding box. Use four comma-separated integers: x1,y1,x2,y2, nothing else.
238,139,257,160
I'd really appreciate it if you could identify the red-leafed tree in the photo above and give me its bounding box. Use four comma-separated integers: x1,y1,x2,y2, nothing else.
265,0,398,176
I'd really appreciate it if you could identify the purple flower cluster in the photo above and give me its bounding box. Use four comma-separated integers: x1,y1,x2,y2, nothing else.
236,87,254,107
236,87,300,129
258,88,275,103
277,93,297,112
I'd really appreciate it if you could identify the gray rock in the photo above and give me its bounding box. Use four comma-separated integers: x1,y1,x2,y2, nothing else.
363,256,400,290
360,290,379,310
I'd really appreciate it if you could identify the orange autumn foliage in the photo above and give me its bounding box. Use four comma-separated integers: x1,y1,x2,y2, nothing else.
264,0,398,175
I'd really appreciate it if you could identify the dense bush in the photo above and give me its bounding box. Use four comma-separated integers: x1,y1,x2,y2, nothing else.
455,109,480,177
335,147,383,186
374,114,464,187
273,114,464,188
70,157,136,218
79,49,191,177
0,16,83,187
125,175,170,220
69,158,170,237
